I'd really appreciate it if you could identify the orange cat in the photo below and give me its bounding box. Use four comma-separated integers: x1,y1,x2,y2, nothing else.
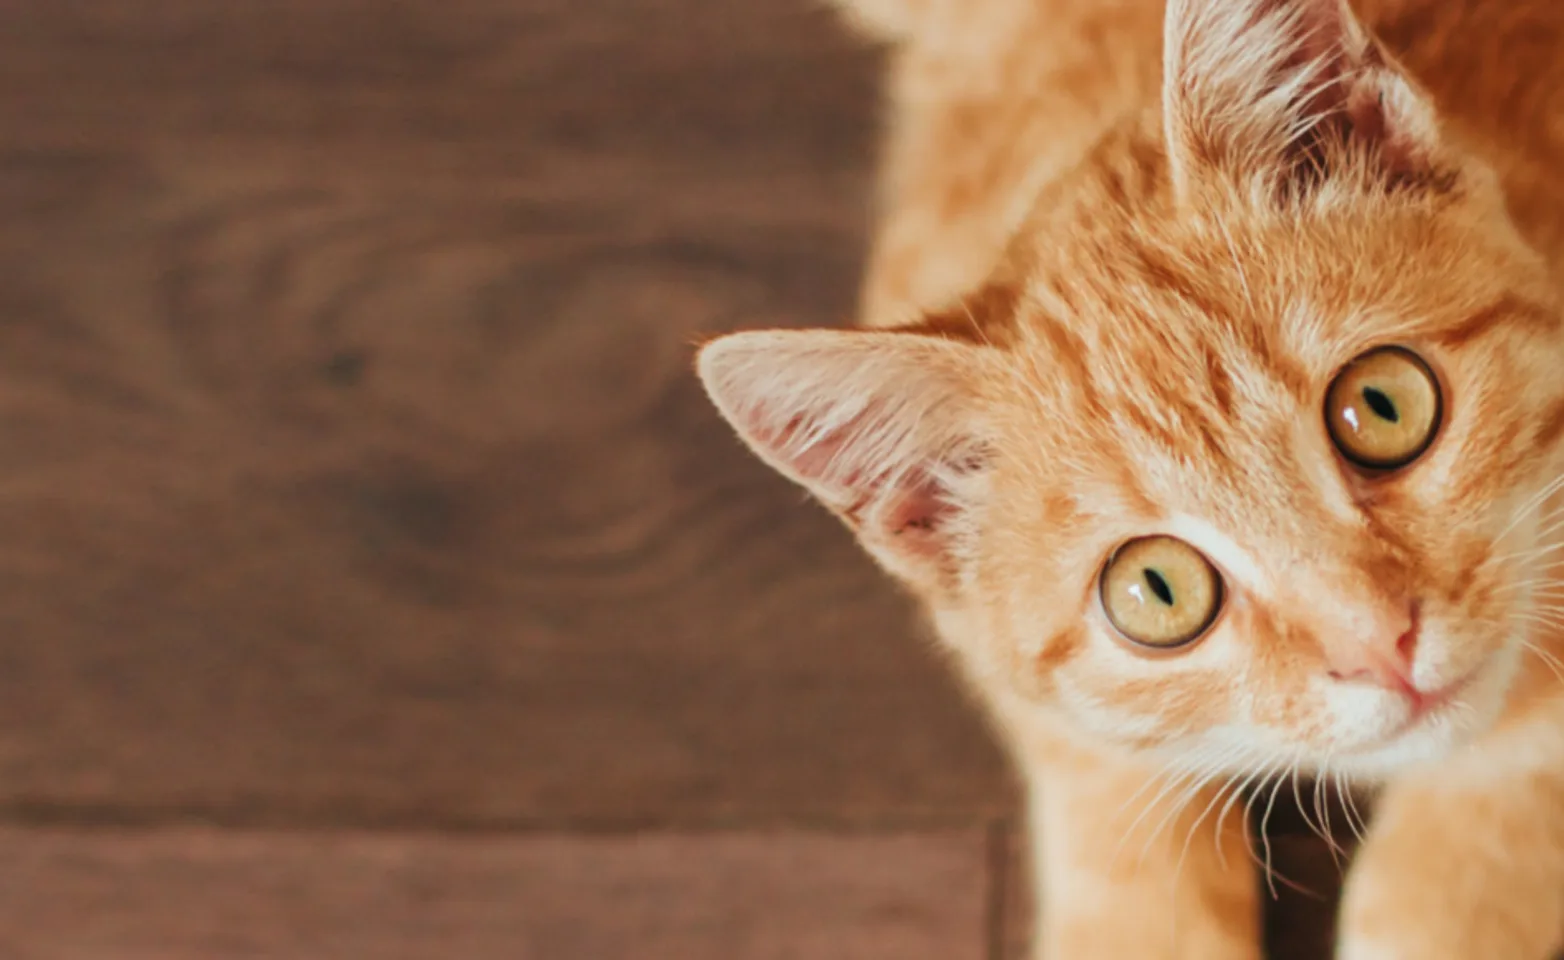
696,0,1564,956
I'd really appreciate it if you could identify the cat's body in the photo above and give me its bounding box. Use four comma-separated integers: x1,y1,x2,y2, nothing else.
698,1,1564,956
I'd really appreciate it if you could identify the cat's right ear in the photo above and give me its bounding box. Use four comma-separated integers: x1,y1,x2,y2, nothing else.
1161,0,1452,200
695,328,996,589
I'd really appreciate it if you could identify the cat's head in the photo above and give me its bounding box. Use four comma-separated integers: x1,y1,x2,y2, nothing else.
696,0,1564,778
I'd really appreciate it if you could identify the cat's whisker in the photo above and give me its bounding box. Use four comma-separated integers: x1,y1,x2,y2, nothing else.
1489,473,1564,548
1488,538,1564,570
1521,588,1564,602
1493,566,1564,590
1257,759,1293,901
1334,768,1368,845
1171,772,1243,906
1507,500,1564,544
1488,512,1564,560
1232,762,1320,906
1507,610,1564,630
1151,772,1232,863
1519,639,1564,685
1513,596,1564,611
1287,756,1347,867
1528,508,1564,540
1514,625,1564,645
1113,765,1198,868
1115,744,1244,870
1240,777,1267,866
1507,589,1564,605
1487,581,1564,606
1114,749,1204,818
1481,528,1564,583
1511,617,1564,643
1137,751,1243,869
1136,782,1207,870
1509,609,1564,630
1314,753,1345,868
1162,764,1255,947
1518,596,1564,611
1486,556,1564,588
1213,762,1270,873
1286,762,1324,862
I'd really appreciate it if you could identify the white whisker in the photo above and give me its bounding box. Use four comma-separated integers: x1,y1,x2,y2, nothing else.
1257,762,1292,900
1334,768,1368,844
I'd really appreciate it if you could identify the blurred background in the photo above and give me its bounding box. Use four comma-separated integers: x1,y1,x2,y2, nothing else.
0,1,1337,957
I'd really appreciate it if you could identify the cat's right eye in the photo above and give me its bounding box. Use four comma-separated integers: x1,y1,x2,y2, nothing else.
1099,536,1223,650
1325,347,1442,470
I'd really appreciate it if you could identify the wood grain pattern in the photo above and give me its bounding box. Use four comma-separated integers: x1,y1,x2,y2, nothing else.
0,0,1009,826
0,827,990,959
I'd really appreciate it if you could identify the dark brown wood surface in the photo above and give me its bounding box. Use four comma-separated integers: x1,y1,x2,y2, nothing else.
0,827,993,960
0,0,1339,956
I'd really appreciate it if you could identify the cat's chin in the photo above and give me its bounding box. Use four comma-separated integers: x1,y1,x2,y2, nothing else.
1331,643,1521,780
1333,709,1482,780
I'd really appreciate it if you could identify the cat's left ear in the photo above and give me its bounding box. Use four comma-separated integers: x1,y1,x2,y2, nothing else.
1162,0,1452,199
696,328,996,590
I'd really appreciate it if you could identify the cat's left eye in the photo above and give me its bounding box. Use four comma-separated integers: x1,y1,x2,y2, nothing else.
1325,347,1442,470
1099,536,1223,650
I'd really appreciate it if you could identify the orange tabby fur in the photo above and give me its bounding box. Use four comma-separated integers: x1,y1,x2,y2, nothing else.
698,0,1564,956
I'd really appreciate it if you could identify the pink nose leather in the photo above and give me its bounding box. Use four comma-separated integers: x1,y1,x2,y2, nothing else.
1324,603,1419,695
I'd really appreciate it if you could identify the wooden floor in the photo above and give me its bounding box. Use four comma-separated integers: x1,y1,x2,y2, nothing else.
0,1,1343,956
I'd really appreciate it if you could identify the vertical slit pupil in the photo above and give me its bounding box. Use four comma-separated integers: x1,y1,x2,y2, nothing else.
1144,569,1174,606
1363,386,1399,423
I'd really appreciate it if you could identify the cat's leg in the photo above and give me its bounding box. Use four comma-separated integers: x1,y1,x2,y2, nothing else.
1024,739,1261,959
1337,763,1564,960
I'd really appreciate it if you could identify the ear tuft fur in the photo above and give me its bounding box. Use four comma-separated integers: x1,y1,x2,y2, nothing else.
1162,0,1453,201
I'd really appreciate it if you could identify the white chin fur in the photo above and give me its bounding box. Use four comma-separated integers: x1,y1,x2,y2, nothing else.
1333,639,1523,780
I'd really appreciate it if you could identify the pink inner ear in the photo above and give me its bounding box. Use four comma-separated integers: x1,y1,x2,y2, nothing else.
747,405,970,548
771,413,860,485
745,403,894,493
835,467,956,566
878,469,956,543
875,453,988,533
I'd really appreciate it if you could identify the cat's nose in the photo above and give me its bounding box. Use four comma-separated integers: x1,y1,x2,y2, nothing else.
1323,602,1419,695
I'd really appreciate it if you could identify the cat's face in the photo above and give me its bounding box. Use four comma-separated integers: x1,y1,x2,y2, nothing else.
696,0,1564,779
955,197,1564,778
